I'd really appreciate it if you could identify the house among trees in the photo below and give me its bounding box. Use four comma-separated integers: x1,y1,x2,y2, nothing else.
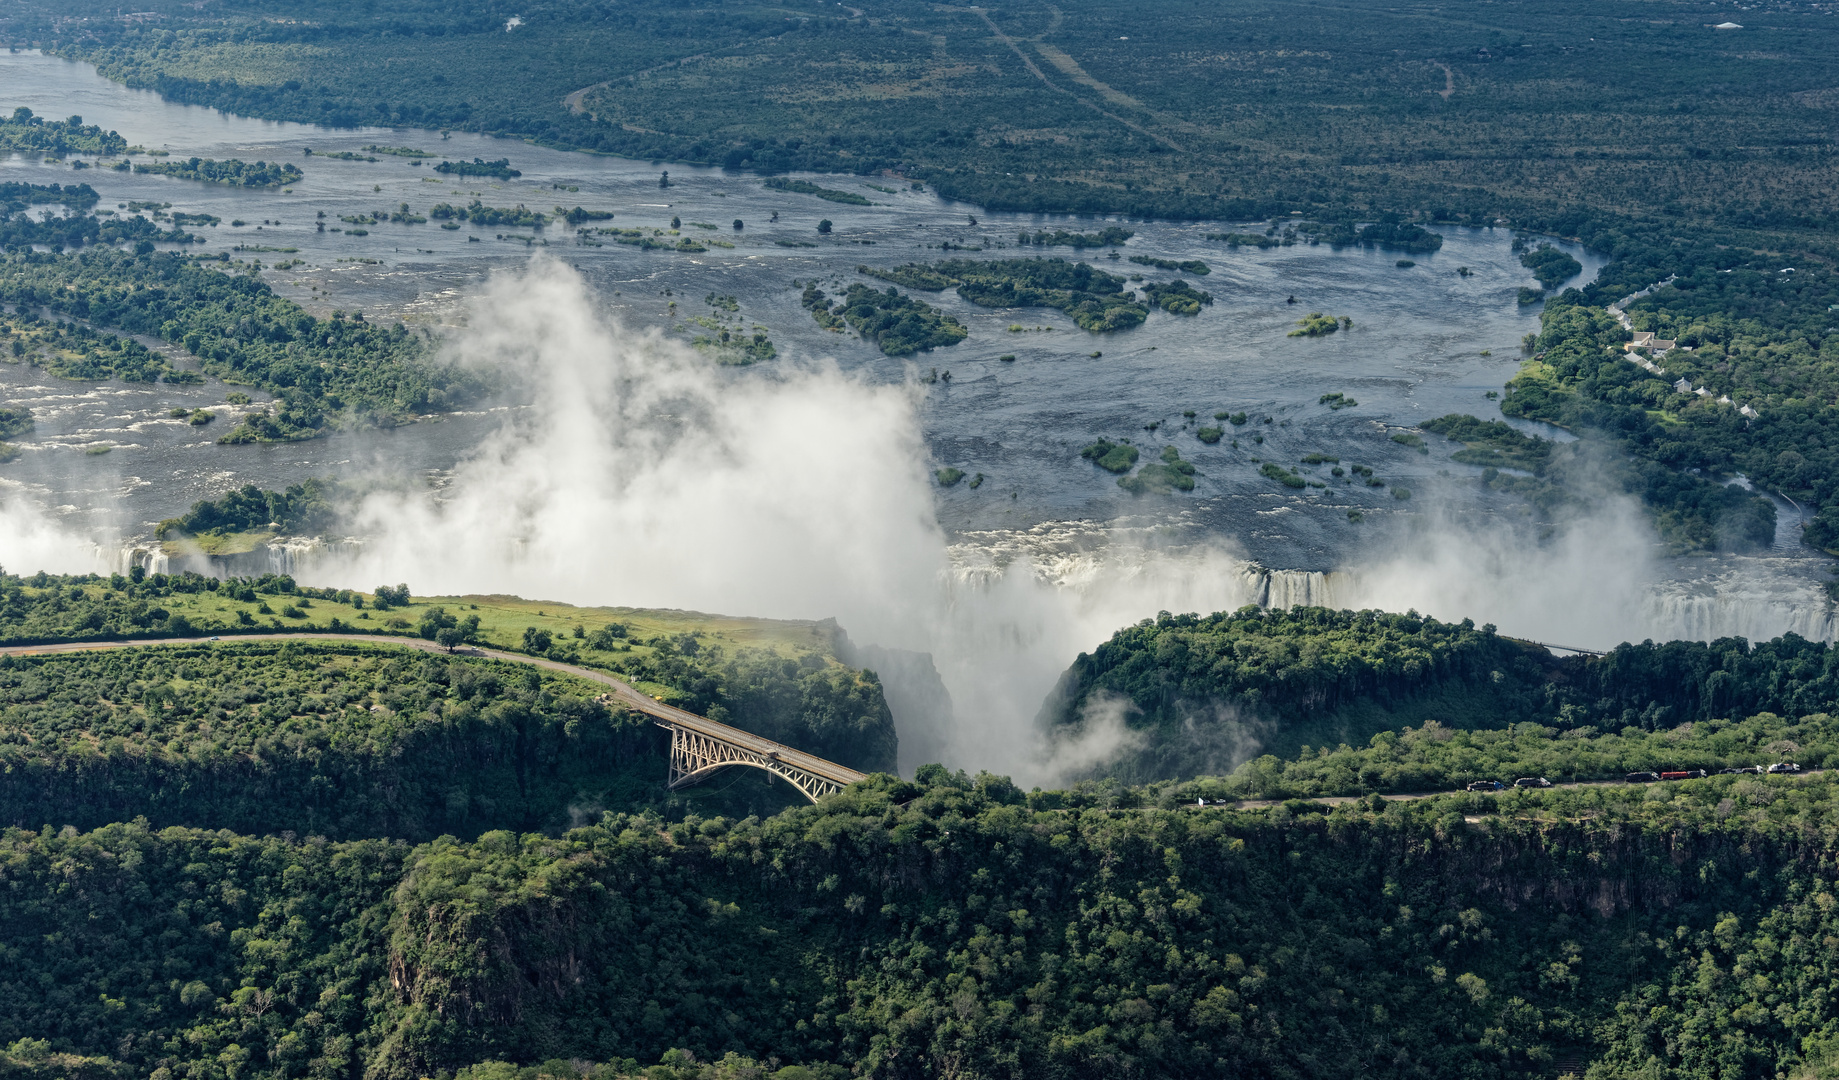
1627,331,1677,354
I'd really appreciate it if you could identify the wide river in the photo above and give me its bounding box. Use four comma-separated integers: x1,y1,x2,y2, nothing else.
0,51,1832,659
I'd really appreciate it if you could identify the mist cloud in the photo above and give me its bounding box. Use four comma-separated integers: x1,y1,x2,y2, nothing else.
0,257,1827,788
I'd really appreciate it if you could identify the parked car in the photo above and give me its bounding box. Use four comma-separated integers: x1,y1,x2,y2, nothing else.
1465,780,1504,792
1767,762,1803,774
1514,777,1553,788
1625,772,1661,783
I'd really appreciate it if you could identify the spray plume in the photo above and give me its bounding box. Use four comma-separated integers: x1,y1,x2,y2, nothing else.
0,258,1826,785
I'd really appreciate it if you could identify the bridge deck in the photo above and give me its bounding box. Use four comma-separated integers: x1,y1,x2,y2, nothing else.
611,693,868,788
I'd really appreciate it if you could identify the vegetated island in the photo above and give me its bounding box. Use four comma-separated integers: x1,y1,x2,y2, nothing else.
0,306,189,382
1129,255,1210,275
800,282,966,355
1518,240,1584,289
763,176,871,205
559,206,615,224
0,404,28,460
1118,445,1197,493
364,144,437,158
682,296,777,365
1080,438,1139,473
579,226,710,253
154,479,345,554
1207,229,1291,248
0,249,483,438
1016,226,1133,248
431,200,549,227
1140,278,1213,315
1,181,195,252
1288,312,1351,336
862,258,1148,331
434,156,520,178
1301,218,1444,253
0,404,30,439
0,106,127,155
132,157,303,187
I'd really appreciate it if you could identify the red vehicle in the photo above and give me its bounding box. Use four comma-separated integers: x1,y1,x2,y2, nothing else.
1659,769,1709,780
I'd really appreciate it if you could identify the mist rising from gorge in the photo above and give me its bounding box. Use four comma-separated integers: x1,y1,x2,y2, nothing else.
0,257,1827,786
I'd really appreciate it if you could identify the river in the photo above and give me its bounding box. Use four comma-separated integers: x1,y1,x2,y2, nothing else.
0,50,1832,664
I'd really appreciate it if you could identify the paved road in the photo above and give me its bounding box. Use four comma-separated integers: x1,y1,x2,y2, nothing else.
0,633,866,787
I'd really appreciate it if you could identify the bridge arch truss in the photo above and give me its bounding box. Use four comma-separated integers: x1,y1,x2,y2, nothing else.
663,722,855,803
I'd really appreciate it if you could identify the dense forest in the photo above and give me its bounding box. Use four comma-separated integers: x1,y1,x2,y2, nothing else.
13,0,1837,231
0,642,667,839
5,583,1839,1075
16,769,1839,1079
1041,606,1839,783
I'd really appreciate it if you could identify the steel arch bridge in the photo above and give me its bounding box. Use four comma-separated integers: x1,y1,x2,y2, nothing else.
598,692,868,803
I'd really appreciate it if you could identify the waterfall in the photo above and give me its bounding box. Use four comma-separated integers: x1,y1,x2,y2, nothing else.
96,536,364,580
1635,560,1838,643
943,521,1837,651
1235,565,1347,610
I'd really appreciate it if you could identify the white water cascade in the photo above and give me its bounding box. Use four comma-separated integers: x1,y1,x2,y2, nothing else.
102,536,365,580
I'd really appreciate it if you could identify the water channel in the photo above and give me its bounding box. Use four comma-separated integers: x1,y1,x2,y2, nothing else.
0,50,1831,670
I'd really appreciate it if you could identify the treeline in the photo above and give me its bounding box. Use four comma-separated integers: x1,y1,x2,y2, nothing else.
0,107,127,155
0,181,98,214
1017,226,1132,248
1170,708,1831,800
0,249,485,429
1042,606,1839,783
16,771,1839,1078
30,0,1839,242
